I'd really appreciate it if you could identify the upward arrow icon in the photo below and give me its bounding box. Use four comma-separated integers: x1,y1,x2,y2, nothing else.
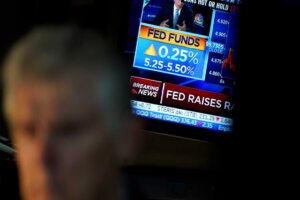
144,44,157,57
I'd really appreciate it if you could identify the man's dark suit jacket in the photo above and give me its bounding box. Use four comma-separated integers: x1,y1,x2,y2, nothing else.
153,2,195,32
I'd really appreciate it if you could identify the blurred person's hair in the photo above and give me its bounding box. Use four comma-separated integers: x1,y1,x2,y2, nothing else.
2,25,131,134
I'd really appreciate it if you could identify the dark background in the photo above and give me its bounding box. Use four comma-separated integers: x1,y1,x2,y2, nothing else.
1,0,299,199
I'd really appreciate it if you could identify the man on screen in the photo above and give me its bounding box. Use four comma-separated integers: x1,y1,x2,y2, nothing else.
153,0,195,32
2,25,143,200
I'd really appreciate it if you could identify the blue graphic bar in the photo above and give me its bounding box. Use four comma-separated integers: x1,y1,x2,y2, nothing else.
132,108,232,132
134,38,206,80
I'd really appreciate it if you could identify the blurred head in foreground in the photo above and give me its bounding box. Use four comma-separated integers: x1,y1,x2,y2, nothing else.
2,25,142,200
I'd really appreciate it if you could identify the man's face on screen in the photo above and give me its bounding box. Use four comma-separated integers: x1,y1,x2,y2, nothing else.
9,75,121,200
174,0,183,8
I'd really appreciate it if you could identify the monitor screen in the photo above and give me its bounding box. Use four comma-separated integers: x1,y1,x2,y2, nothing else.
125,0,241,137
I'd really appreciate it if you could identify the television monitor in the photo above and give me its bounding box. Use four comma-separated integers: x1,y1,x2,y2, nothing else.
124,0,241,140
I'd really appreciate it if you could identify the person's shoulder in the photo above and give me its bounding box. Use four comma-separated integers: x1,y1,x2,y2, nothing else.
161,2,173,13
182,4,192,12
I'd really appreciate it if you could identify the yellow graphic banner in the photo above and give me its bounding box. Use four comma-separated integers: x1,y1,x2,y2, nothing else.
139,25,206,51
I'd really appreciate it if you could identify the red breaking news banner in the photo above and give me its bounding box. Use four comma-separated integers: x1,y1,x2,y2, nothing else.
130,76,234,117
130,76,162,104
162,83,234,116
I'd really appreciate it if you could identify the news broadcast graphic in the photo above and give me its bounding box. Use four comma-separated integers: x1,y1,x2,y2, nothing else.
132,100,233,132
134,26,207,80
130,75,234,132
126,0,241,133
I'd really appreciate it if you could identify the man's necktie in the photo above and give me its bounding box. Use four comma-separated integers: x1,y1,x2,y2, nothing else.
174,9,179,28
